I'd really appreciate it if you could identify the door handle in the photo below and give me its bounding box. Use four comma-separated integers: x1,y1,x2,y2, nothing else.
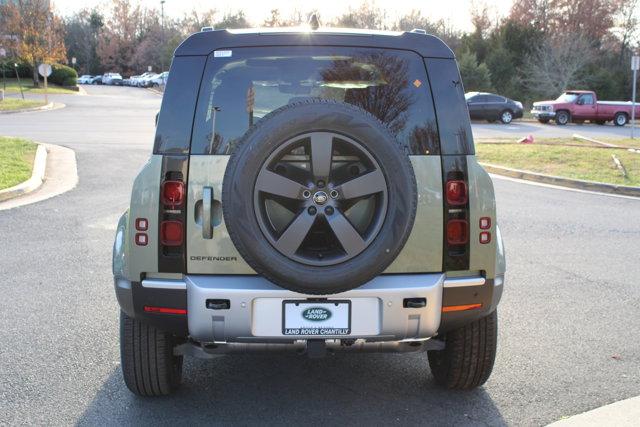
202,186,213,239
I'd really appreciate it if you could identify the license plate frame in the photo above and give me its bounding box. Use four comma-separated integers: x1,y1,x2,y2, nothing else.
282,300,351,336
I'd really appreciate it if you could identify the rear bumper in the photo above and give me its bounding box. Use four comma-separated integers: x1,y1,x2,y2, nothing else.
115,273,504,344
184,274,444,343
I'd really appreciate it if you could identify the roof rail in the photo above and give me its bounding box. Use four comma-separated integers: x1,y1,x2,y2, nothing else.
410,28,427,34
201,26,214,32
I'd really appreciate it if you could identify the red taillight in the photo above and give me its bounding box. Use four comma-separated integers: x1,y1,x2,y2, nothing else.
162,181,185,206
479,231,491,244
144,306,187,315
160,220,183,246
446,180,467,206
447,219,468,245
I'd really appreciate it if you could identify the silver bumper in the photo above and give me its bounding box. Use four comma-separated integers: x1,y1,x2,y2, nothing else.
531,109,556,118
183,274,445,343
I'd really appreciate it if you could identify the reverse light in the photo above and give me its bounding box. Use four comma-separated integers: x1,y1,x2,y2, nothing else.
160,220,183,246
135,233,148,246
479,231,491,244
479,217,491,230
162,181,185,206
447,219,468,245
446,180,467,206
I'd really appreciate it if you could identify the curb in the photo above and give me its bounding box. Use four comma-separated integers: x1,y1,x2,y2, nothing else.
480,162,640,197
0,102,65,114
547,395,640,426
0,144,47,202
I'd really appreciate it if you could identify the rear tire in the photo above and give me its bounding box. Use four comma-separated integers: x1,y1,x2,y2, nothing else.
120,311,183,396
614,112,628,126
555,111,570,125
428,310,497,390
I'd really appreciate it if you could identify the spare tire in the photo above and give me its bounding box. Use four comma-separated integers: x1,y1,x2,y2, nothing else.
222,100,417,294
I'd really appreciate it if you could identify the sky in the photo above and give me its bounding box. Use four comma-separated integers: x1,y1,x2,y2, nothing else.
50,0,515,32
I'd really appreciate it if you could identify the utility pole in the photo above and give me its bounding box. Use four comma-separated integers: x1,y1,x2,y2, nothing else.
632,55,639,139
160,0,166,72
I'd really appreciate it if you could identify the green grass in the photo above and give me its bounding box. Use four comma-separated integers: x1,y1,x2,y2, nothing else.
476,136,640,149
1,78,77,94
476,143,640,186
0,136,38,190
0,98,46,111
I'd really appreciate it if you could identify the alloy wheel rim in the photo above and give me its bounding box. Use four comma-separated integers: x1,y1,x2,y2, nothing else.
253,132,388,266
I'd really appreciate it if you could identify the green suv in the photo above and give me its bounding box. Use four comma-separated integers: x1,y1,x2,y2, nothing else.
112,27,506,396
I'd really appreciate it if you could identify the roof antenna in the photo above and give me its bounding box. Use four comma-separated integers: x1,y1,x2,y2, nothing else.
308,13,320,30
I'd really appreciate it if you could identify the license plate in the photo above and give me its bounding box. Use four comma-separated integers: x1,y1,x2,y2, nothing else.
282,300,351,336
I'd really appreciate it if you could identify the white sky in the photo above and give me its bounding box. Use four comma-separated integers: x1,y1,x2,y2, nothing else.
50,0,515,32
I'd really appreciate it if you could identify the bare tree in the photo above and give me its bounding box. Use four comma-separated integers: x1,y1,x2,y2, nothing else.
333,2,387,29
523,33,595,97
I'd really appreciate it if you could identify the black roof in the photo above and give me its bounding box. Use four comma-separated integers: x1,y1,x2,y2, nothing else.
174,27,454,58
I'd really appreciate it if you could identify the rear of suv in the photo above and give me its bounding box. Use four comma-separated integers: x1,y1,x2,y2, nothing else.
113,27,506,396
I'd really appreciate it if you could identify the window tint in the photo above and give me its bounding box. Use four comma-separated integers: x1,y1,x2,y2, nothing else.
424,58,474,155
191,47,440,155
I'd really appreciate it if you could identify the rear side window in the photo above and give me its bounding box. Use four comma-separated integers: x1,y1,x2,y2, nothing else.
486,95,504,103
154,56,206,154
425,58,474,155
191,46,440,155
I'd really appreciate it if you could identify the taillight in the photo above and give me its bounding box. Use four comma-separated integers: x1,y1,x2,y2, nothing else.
479,231,491,244
479,217,491,230
162,181,185,206
160,220,183,246
135,233,148,246
446,180,467,206
447,219,468,245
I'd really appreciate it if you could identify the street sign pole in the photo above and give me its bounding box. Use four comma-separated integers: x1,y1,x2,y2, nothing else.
38,63,52,105
632,56,639,139
14,63,24,100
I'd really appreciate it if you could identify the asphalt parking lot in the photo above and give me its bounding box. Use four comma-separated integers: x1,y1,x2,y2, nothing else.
0,86,639,425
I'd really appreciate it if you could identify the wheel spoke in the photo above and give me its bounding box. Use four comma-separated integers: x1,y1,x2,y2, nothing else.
327,211,367,256
274,212,316,256
336,169,386,200
256,169,306,199
310,133,333,180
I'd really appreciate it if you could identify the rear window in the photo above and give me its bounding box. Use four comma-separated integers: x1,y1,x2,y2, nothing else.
191,46,440,155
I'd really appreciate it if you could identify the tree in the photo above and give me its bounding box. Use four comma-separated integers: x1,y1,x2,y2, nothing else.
2,0,67,85
458,51,493,92
97,0,141,74
214,11,250,29
64,9,103,74
333,2,387,29
522,33,595,97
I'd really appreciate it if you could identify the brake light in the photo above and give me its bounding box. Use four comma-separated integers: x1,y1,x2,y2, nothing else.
160,220,183,246
162,181,185,206
446,180,467,206
447,219,468,245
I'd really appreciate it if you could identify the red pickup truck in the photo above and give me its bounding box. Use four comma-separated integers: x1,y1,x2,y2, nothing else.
531,90,640,126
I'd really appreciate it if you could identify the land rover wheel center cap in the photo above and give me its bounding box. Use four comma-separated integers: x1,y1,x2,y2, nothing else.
313,191,328,205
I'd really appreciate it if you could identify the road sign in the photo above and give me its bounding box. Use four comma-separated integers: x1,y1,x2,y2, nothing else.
148,65,152,72
632,56,640,71
38,63,52,77
71,57,76,65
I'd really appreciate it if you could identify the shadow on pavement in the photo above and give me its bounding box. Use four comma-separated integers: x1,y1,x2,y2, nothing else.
77,353,505,425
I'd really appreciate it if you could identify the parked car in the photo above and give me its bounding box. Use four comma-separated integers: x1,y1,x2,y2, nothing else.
531,90,640,126
150,71,169,87
77,75,93,84
102,72,123,85
88,75,102,85
131,72,154,87
465,91,524,124
113,27,505,396
139,73,160,88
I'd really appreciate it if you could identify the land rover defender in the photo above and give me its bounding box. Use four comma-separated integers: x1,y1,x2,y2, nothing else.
113,27,506,396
